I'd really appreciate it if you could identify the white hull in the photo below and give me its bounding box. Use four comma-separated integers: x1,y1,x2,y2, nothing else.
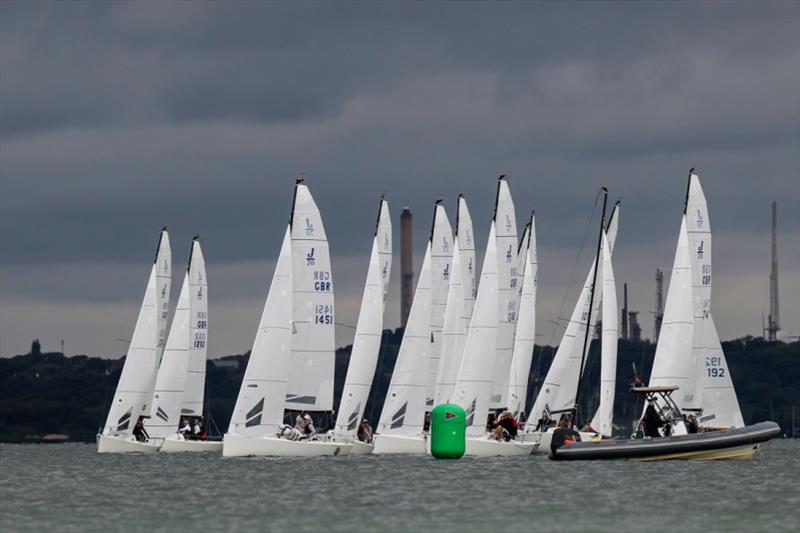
351,440,374,455
96,434,160,454
524,430,597,455
372,433,427,455
222,433,349,457
464,436,537,456
159,437,223,453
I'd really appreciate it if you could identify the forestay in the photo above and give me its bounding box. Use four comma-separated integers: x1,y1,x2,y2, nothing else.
506,214,537,420
228,228,293,437
491,176,519,409
286,182,335,411
454,224,498,438
427,202,453,406
589,231,618,437
102,229,171,437
335,198,392,438
377,244,432,436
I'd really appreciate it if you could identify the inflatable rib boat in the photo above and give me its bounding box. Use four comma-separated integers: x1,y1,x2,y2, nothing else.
550,421,780,461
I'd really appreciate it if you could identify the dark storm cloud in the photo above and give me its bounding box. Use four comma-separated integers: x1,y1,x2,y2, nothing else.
1,0,798,356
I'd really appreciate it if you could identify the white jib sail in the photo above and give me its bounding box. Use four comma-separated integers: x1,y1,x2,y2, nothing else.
335,198,392,438
589,231,618,437
454,223,498,437
433,237,466,405
228,227,293,437
102,229,171,436
491,176,518,409
648,216,695,409
427,201,453,406
457,195,477,321
181,239,207,417
685,173,743,427
146,252,192,437
528,205,619,423
506,214,537,420
286,181,335,411
377,244,432,436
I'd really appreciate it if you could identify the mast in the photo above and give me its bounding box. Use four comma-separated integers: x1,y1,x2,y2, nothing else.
572,187,608,428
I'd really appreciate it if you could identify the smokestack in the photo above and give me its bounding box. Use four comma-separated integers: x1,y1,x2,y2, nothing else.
621,283,629,340
768,201,780,341
654,268,664,342
400,207,414,327
628,311,641,342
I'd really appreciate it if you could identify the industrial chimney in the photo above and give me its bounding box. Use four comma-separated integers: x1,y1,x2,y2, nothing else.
768,201,780,341
400,207,414,327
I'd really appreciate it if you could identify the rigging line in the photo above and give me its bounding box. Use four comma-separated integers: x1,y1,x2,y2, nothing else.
546,189,602,347
335,322,357,330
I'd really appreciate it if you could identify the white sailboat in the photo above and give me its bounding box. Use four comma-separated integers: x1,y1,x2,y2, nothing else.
223,180,345,457
647,172,743,431
427,201,453,408
148,238,219,452
433,195,475,406
97,228,171,453
505,213,537,421
373,241,433,455
452,222,536,456
332,197,392,454
524,203,619,452
490,176,519,410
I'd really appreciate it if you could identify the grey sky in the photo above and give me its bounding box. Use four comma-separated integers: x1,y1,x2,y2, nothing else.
1,1,798,357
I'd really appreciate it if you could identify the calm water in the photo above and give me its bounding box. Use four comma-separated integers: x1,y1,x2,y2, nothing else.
1,440,798,532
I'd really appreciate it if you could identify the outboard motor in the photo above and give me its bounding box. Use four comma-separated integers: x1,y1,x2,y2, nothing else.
550,428,582,458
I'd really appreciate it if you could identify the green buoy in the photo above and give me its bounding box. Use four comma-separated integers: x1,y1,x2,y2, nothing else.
430,403,466,459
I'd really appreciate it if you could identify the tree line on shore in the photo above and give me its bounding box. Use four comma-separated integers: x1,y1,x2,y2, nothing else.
1,334,797,443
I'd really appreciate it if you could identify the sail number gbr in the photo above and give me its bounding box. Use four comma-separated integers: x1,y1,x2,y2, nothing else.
313,270,331,292
315,304,333,325
705,356,726,378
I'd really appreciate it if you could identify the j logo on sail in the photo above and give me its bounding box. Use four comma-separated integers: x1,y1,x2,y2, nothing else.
197,287,203,300
506,245,513,263
443,236,449,253
505,214,512,232
696,209,704,228
443,263,450,281
306,248,316,266
305,218,314,236
697,241,704,259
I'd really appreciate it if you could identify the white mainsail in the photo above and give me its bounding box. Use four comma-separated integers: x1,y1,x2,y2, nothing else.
506,214,537,420
286,181,335,411
528,205,619,423
684,173,743,427
227,227,293,437
648,216,695,409
102,229,171,437
146,238,207,437
377,244,432,436
491,176,518,409
433,237,465,405
427,201,453,406
334,198,392,438
589,231,618,437
457,195,477,321
181,238,207,417
454,224,498,437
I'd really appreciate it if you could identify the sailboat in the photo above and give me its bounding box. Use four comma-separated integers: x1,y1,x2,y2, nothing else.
223,180,345,457
372,207,435,455
97,228,171,453
551,172,779,460
426,201,453,408
433,195,475,406
523,202,620,452
505,213,537,421
490,176,519,410
332,196,392,454
450,187,536,456
145,238,220,452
